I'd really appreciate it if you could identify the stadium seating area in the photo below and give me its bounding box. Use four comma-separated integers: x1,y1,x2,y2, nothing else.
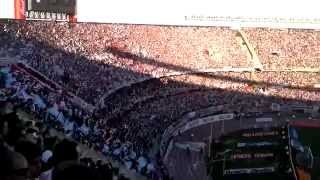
0,20,319,180
244,28,320,69
2,21,319,105
0,65,140,180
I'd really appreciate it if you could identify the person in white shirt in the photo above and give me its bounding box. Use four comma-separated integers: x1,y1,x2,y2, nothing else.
32,93,46,109
137,156,147,173
102,143,110,155
147,161,155,174
80,123,90,136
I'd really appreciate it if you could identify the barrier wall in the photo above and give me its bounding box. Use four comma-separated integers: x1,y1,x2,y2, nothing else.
160,113,235,155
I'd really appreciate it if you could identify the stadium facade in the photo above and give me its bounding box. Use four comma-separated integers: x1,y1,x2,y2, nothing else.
1,0,320,29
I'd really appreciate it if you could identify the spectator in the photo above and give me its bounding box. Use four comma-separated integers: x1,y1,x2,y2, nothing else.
2,150,29,180
15,140,42,179
40,139,79,180
52,162,100,180
0,112,24,149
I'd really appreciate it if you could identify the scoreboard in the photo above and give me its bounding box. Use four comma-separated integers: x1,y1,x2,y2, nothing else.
0,0,76,21
27,0,76,14
208,126,297,180
26,0,76,21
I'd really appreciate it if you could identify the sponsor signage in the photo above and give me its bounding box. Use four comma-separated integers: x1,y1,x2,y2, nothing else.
237,141,277,148
224,167,275,175
231,153,274,160
256,117,273,123
242,131,280,138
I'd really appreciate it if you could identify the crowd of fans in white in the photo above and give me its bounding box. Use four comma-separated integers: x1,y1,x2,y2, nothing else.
0,20,319,180
0,66,133,180
0,65,161,180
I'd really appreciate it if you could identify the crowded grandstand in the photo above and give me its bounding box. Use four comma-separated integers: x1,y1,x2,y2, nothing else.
0,1,320,180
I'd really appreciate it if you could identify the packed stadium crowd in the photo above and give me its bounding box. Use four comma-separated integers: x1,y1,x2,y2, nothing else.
110,72,319,150
2,63,318,179
0,20,320,180
0,65,164,179
0,67,108,180
1,21,318,105
103,72,319,117
244,28,320,69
